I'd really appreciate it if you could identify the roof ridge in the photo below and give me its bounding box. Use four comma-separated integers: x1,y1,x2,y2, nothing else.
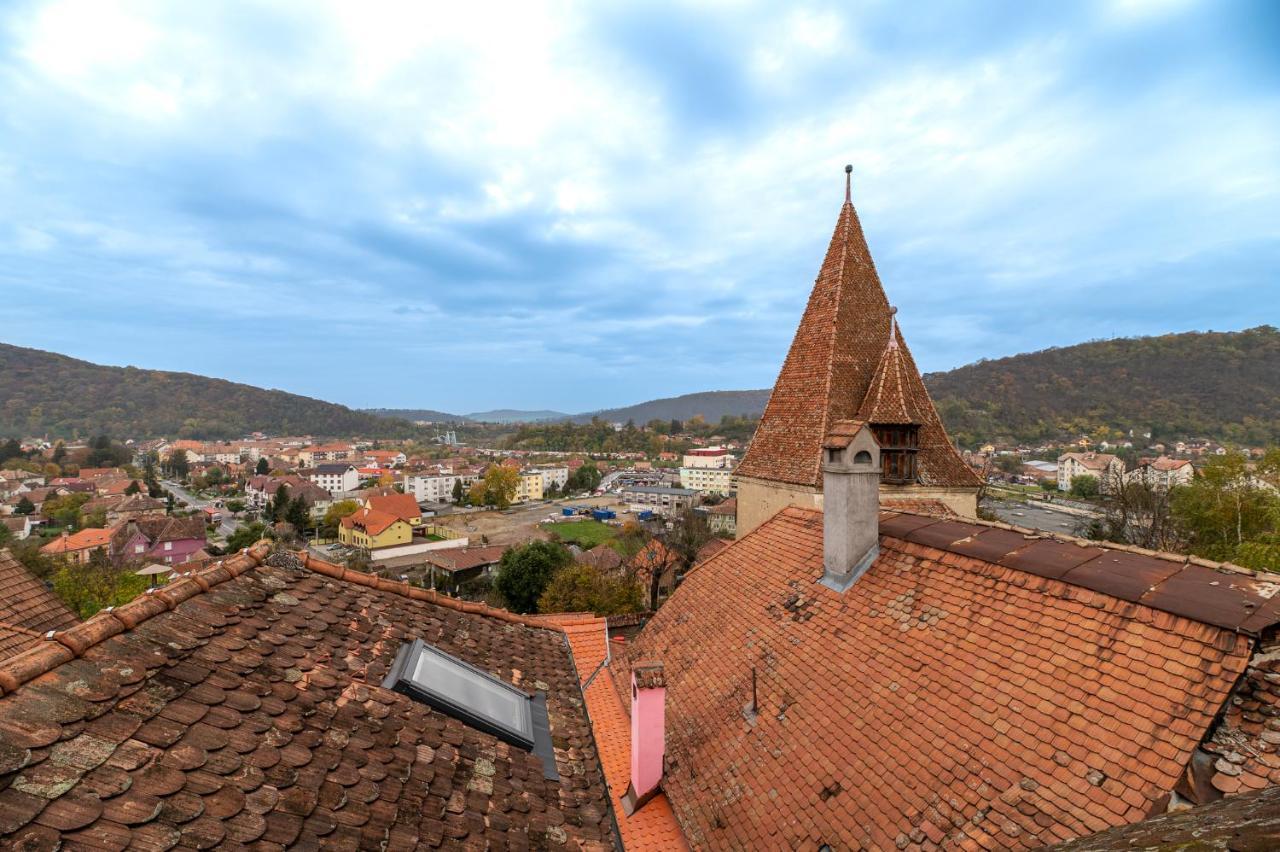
0,540,272,695
297,551,567,634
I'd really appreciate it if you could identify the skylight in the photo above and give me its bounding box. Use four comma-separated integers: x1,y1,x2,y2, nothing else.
382,639,558,779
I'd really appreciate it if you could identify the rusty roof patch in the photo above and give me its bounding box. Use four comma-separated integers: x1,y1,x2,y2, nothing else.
878,512,940,539
902,519,985,551
1064,551,1184,603
1135,564,1274,632
997,538,1106,580
947,527,1036,564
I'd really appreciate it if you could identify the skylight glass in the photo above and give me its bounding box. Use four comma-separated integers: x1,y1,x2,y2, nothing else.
382,639,558,779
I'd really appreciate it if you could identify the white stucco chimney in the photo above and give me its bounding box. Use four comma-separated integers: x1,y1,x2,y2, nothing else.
820,421,881,592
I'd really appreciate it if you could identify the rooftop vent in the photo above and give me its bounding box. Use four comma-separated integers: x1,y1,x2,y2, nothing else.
382,638,558,779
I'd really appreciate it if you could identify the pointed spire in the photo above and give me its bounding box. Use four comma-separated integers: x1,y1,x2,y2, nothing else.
858,308,919,426
844,164,852,204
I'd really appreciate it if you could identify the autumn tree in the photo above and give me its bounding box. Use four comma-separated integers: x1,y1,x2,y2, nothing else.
495,541,571,613
538,562,643,616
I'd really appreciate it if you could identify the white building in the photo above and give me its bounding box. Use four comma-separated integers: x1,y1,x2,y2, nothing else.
531,466,569,493
307,464,360,496
404,471,480,503
1125,457,1194,490
682,447,731,469
1057,452,1125,494
621,485,700,516
679,466,735,496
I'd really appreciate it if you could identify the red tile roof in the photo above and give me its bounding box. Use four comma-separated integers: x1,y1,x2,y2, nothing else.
339,507,403,537
364,493,422,524
0,544,619,848
39,527,114,555
422,545,508,573
0,550,78,640
542,614,688,850
616,507,1278,849
736,188,978,490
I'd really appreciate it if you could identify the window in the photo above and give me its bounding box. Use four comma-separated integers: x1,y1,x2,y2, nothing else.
872,424,920,484
135,544,144,554
164,541,173,551
383,639,558,779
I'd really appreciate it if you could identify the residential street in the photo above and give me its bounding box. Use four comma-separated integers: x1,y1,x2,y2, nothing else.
985,498,1096,536
161,479,240,539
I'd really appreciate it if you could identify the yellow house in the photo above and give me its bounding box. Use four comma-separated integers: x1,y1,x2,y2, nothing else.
339,507,412,549
365,492,422,528
516,471,544,503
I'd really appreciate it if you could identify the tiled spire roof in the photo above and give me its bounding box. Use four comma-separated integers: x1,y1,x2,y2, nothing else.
736,172,980,489
857,319,920,425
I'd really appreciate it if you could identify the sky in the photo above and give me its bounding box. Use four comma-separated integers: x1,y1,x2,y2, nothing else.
1,0,1277,415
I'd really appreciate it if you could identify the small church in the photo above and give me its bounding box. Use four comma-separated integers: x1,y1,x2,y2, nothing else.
735,166,981,535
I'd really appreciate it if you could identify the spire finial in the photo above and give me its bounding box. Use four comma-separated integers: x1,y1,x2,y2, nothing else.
888,306,899,349
844,164,852,203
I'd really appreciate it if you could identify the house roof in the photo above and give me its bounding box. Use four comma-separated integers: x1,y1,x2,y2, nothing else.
736,181,978,490
0,544,618,848
365,493,422,524
702,497,736,516
1062,452,1121,471
340,507,403,537
112,517,207,551
422,546,508,573
0,548,78,639
577,545,624,572
39,527,114,555
309,463,355,475
614,507,1280,849
857,329,921,426
541,614,687,850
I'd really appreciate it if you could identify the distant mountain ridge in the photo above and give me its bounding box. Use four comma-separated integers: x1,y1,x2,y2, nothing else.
570,390,772,425
466,409,569,424
364,408,472,423
0,343,424,440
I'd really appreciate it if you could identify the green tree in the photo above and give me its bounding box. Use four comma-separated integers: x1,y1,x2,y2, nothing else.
44,493,90,529
0,438,21,462
320,499,359,538
256,457,270,475
495,541,572,613
1069,475,1100,499
286,497,311,531
165,451,190,479
14,496,35,515
51,550,149,619
451,479,464,504
124,479,141,496
538,562,643,616
1172,450,1279,566
51,441,66,465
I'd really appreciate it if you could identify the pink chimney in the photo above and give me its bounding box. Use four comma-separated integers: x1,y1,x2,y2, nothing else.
622,661,666,815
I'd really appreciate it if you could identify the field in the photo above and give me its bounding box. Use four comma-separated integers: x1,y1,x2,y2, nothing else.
541,519,617,548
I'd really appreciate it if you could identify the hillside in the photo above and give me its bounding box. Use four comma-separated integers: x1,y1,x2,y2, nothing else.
923,326,1280,447
0,343,425,440
365,408,471,423
571,390,772,425
467,409,569,423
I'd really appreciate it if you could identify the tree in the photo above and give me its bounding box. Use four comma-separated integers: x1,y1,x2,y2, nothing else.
466,480,487,507
50,441,66,465
320,499,360,538
538,562,644,616
51,549,149,619
225,499,246,513
43,493,90,529
205,467,225,486
256,457,270,475
1087,474,1181,552
124,480,141,496
643,508,714,609
0,438,22,463
451,479,464,504
1172,450,1280,567
0,523,9,546
565,464,602,494
1069,475,1099,499
14,496,35,516
495,541,572,613
285,497,311,531
225,521,267,552
165,451,190,480
482,465,519,509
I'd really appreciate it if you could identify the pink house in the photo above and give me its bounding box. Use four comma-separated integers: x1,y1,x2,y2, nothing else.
111,516,208,566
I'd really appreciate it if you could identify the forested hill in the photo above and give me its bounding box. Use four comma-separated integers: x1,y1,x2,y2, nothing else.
0,343,424,440
572,389,772,425
923,326,1280,447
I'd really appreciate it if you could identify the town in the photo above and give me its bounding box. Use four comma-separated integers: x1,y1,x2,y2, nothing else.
2,1,1278,849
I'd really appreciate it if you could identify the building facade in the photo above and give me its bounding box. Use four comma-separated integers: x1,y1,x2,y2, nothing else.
679,466,735,496
307,463,359,495
622,485,700,516
1058,452,1125,493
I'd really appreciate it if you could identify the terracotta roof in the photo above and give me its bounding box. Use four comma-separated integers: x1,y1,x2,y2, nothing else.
422,546,508,573
0,624,45,661
1150,456,1192,471
702,497,736,516
736,186,978,490
695,539,729,562
857,329,921,425
1049,783,1280,850
0,544,619,849
0,549,78,660
1061,452,1121,471
577,545,624,572
541,615,688,850
878,496,957,517
365,493,422,524
39,528,114,555
339,507,403,537
616,507,1280,849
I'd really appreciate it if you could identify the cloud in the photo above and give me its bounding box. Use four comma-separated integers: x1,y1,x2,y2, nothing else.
0,0,1275,413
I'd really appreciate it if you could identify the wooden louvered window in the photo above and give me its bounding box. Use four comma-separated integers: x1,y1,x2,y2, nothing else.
872,424,919,483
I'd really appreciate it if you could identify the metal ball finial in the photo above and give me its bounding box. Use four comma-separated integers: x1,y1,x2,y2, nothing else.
844,164,852,202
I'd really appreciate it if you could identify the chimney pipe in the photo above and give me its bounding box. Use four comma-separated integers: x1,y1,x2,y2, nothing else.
820,421,881,592
621,661,665,815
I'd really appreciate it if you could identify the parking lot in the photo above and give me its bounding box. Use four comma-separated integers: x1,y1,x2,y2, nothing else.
431,495,628,547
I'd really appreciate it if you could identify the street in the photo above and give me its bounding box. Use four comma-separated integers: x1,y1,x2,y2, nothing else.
161,480,241,539
984,498,1095,536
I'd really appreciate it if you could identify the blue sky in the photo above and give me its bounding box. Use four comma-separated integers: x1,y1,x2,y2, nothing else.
1,0,1277,414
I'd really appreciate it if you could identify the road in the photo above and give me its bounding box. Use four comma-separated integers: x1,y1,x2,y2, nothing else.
985,498,1096,536
161,480,241,539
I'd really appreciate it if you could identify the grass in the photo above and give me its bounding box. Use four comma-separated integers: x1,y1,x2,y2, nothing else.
541,519,616,549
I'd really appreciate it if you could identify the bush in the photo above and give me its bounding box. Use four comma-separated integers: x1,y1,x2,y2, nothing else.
1069,475,1099,499
538,562,644,616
